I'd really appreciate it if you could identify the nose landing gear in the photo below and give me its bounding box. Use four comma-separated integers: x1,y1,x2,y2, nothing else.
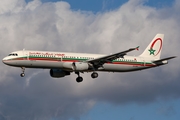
20,67,25,77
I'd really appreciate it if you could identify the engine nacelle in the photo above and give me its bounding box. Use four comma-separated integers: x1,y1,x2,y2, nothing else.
50,69,70,78
72,62,89,71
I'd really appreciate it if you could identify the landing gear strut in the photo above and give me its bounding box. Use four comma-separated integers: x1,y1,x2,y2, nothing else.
75,72,83,83
20,67,25,77
91,72,98,79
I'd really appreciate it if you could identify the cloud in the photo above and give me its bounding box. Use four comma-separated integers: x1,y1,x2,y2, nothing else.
0,0,180,119
157,105,176,116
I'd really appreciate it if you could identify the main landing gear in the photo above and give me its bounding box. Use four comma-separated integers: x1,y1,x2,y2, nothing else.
20,67,25,77
75,72,83,83
91,72,98,79
75,72,99,83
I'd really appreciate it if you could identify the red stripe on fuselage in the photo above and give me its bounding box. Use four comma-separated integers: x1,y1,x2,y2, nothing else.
10,57,155,67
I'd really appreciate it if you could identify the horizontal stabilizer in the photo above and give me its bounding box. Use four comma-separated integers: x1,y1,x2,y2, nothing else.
153,56,176,64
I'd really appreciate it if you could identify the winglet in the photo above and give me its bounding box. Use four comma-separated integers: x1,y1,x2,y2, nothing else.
136,46,140,51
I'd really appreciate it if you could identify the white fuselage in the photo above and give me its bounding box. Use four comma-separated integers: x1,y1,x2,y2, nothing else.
2,50,158,72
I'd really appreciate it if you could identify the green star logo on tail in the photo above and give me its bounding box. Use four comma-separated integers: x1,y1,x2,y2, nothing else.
149,48,156,55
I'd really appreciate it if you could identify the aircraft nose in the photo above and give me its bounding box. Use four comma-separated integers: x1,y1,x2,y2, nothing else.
2,57,16,66
2,57,8,64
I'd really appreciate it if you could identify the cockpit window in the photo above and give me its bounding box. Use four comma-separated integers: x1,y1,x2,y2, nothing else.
8,53,18,56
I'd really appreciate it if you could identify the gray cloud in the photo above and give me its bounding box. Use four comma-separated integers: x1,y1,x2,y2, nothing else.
0,0,180,119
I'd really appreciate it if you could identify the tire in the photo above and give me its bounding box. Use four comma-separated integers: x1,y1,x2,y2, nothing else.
91,72,98,78
76,77,83,83
20,73,25,77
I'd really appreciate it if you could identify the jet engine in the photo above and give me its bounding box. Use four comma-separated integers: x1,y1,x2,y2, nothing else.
72,62,89,71
50,69,70,78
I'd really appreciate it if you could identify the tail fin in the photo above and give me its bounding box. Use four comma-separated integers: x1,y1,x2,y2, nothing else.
140,34,164,60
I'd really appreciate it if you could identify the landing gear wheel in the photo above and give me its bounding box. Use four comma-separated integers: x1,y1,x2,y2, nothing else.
76,77,83,83
20,73,25,77
20,67,25,77
91,72,98,79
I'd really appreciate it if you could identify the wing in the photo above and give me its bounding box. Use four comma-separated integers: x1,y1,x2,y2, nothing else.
87,46,139,68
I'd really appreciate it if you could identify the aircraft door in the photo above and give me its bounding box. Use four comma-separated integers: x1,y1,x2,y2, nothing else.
26,52,29,60
23,50,29,60
143,60,146,66
138,58,145,67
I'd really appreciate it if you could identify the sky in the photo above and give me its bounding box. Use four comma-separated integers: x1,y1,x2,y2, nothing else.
0,0,180,120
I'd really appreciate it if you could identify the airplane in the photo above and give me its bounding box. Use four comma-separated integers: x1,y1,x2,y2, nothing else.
2,34,176,83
